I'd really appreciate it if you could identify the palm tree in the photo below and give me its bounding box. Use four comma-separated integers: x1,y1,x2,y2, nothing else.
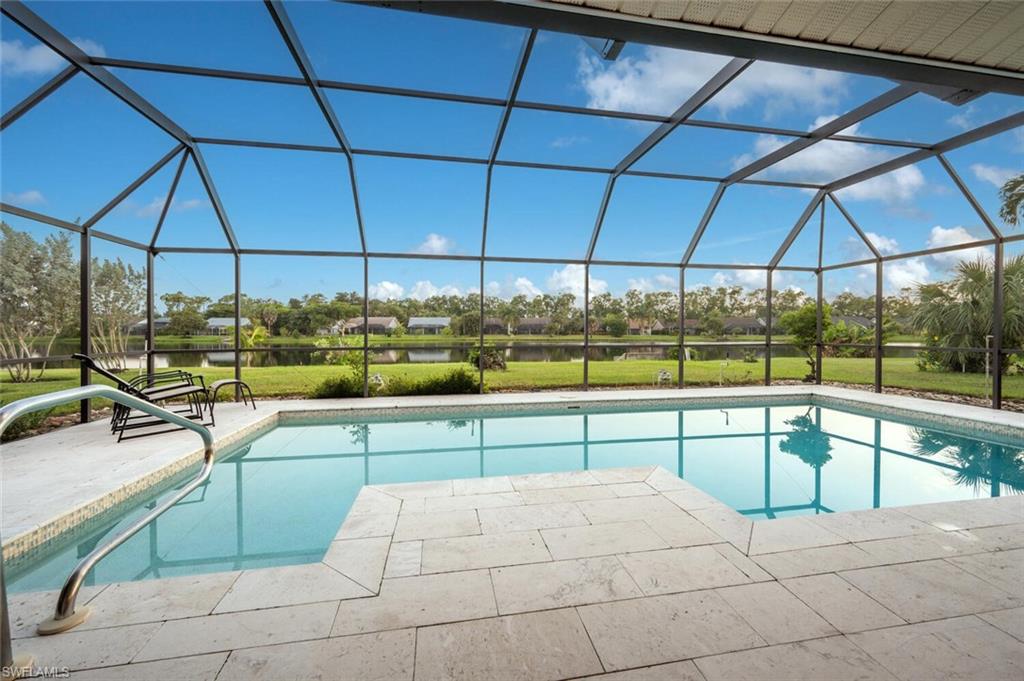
1000,172,1024,227
911,427,1024,496
912,254,1024,372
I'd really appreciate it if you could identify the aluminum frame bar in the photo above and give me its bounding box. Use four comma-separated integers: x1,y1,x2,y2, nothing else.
725,84,917,185
0,64,77,131
936,154,1002,239
82,145,186,229
768,190,826,268
586,57,750,261
265,0,368,255
150,150,189,249
85,55,930,150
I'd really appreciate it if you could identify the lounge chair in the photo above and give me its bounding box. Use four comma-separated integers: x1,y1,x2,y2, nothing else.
71,354,211,441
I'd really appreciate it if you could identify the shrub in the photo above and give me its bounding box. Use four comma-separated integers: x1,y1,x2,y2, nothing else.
0,409,51,442
387,367,480,396
468,346,506,371
308,372,363,398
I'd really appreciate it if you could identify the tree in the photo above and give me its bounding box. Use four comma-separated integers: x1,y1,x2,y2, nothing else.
1000,172,1024,227
91,257,145,371
0,223,78,381
603,313,628,337
780,303,832,381
232,321,269,367
701,310,725,338
160,291,210,336
912,255,1024,373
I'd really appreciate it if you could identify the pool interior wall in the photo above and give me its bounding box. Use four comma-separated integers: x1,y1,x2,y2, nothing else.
8,397,1023,592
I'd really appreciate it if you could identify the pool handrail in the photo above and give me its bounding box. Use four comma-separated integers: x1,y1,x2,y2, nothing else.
0,384,216,636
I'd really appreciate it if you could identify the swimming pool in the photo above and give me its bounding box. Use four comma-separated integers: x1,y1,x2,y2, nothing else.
9,400,1023,592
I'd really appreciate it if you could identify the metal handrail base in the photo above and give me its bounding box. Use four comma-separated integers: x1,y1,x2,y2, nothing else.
0,384,216,639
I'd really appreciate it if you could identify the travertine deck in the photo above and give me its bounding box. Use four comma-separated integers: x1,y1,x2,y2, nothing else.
8,466,1024,680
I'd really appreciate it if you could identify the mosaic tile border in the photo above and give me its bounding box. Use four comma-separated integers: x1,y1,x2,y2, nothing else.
3,412,281,563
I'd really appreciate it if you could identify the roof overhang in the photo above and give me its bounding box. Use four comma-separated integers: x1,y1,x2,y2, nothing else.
370,1,1024,96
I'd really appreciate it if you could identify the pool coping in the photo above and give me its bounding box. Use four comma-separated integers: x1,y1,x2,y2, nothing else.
3,385,1023,566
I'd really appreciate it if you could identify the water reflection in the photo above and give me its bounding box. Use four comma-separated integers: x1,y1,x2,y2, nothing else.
911,428,1024,497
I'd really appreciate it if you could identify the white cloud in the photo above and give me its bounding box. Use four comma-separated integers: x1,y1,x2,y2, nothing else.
409,280,461,300
947,105,977,131
970,163,1016,188
550,135,589,149
514,277,542,297
546,264,607,300
414,233,454,255
1,37,104,76
3,189,45,205
886,258,929,291
578,47,846,120
863,231,900,255
926,225,990,265
368,281,404,300
837,165,926,205
736,129,898,181
710,267,767,290
625,274,677,293
132,196,204,218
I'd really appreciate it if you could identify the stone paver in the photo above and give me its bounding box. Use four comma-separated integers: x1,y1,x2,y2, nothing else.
478,502,589,534
415,608,603,681
214,563,371,613
77,572,238,631
392,509,480,542
424,492,522,513
715,581,837,644
644,512,722,548
335,512,397,540
24,622,161,671
979,607,1024,642
807,508,938,543
452,476,514,496
695,635,897,681
578,590,765,671
491,556,642,614
618,546,752,596
541,520,669,560
420,530,550,573
12,459,1024,678
382,540,421,578
70,652,228,681
217,629,415,681
576,495,685,525
748,516,846,555
751,543,878,579
848,616,1024,681
947,547,1024,598
839,559,1022,622
517,485,616,504
331,570,497,636
575,660,705,681
136,602,338,661
781,573,905,633
319,536,390,593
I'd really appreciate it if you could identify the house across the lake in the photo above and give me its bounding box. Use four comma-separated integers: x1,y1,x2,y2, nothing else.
483,317,507,334
516,317,551,334
407,316,451,334
722,317,766,335
627,319,666,335
205,317,243,335
338,316,401,335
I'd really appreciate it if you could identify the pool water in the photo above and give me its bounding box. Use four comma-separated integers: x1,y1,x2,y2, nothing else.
9,402,1023,592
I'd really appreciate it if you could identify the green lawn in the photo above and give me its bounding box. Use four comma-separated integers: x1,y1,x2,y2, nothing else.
2,358,1017,419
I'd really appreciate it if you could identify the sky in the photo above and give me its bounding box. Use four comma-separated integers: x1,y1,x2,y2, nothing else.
2,0,1022,305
